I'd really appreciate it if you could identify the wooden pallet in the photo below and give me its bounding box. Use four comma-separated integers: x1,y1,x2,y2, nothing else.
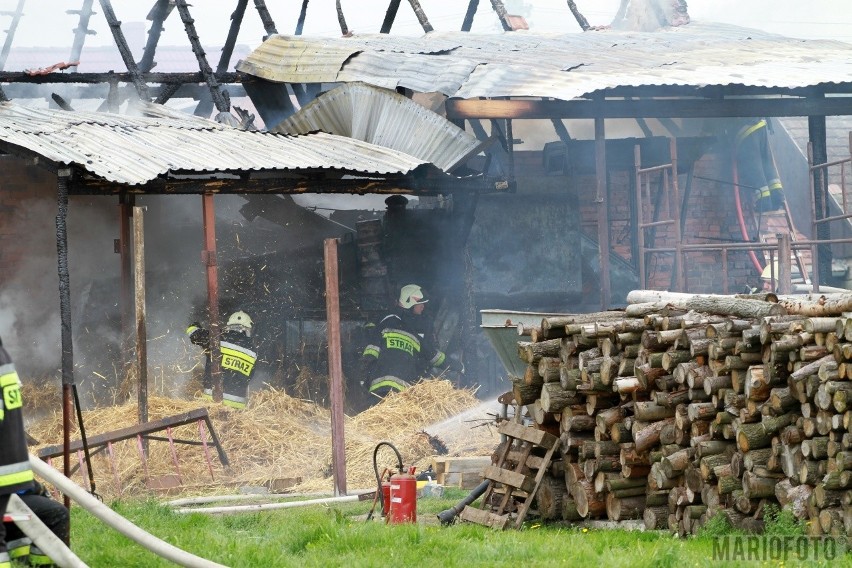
459,421,560,529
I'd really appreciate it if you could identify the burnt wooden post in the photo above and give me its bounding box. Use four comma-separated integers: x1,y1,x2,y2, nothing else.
133,206,148,426
335,0,350,36
202,193,223,402
56,169,74,511
489,0,512,31
324,238,347,496
118,193,134,377
595,117,611,309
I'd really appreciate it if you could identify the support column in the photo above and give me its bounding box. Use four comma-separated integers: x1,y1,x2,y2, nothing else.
133,207,148,426
202,193,222,402
808,109,831,286
56,170,74,511
324,239,347,496
118,194,134,377
595,117,611,309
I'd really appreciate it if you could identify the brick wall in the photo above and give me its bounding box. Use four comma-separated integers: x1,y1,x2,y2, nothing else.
512,147,759,297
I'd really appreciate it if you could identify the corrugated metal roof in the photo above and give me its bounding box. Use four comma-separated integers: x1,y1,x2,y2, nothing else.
273,83,480,172
236,22,852,100
0,103,431,185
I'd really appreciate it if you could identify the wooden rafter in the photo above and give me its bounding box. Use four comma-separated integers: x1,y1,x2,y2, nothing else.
99,0,150,100
336,0,350,36
407,0,433,33
138,0,174,73
461,0,479,31
566,0,590,31
253,0,278,36
489,0,512,32
295,0,309,35
380,0,402,33
174,0,230,115
68,0,97,72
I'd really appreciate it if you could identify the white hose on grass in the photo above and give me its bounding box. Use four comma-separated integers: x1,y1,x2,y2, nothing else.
29,455,228,568
174,494,363,515
167,489,373,508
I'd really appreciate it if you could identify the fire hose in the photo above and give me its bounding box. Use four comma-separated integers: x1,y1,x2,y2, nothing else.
436,480,490,525
365,441,403,521
28,455,227,568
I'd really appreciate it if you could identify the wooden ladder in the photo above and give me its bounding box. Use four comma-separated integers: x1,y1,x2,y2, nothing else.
459,421,560,529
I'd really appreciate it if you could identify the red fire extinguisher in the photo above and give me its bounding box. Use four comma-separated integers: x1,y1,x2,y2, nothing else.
388,466,417,524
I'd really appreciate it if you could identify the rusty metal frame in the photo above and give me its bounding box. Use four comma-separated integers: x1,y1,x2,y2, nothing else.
37,408,228,493
635,133,852,294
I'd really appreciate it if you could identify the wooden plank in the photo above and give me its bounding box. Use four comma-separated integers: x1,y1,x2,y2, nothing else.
498,421,558,449
483,465,534,493
431,456,491,475
459,505,510,529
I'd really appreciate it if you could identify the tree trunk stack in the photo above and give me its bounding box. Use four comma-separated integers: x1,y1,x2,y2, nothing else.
503,290,852,536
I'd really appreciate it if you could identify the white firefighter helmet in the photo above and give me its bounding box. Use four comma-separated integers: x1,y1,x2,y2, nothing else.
226,310,253,330
399,284,428,309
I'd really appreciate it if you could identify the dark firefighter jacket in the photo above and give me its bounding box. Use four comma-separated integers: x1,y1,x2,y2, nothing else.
360,308,448,395
0,343,33,497
732,118,784,212
186,325,257,409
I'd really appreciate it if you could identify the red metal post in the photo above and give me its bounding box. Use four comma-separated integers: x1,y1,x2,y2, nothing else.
201,193,222,401
324,238,347,496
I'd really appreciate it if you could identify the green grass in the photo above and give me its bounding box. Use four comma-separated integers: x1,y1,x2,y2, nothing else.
63,491,851,568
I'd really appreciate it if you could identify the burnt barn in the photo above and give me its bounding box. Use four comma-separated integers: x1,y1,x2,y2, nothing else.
1,2,852,545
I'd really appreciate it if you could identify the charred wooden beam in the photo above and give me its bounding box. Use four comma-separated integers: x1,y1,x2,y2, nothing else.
380,0,402,33
253,0,278,36
336,0,350,36
0,0,25,71
138,0,174,73
68,0,97,72
195,0,250,118
489,0,512,31
295,0,310,34
99,0,150,100
0,71,240,84
408,0,434,33
64,172,497,196
461,0,479,31
566,0,590,31
445,96,852,120
174,0,230,114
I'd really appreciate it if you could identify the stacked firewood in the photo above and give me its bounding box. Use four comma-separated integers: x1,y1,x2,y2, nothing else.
508,291,851,536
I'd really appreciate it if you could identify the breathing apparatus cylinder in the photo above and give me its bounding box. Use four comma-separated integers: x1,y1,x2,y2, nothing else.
388,466,417,524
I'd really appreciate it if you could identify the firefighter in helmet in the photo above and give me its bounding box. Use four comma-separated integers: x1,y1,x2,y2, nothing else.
359,284,462,400
731,118,785,213
186,310,258,409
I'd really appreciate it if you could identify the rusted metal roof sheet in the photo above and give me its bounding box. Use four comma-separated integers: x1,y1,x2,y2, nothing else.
273,83,480,172
237,22,852,100
0,102,431,185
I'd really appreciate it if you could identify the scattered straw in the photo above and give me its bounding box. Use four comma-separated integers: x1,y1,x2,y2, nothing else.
27,379,498,499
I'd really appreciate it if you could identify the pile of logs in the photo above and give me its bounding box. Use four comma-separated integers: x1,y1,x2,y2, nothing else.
508,290,852,536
